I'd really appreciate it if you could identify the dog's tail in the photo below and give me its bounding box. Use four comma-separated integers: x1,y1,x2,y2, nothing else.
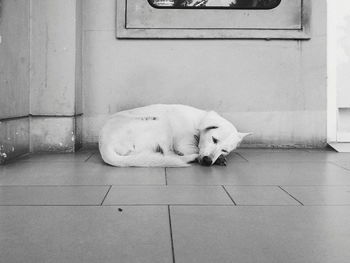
100,146,191,167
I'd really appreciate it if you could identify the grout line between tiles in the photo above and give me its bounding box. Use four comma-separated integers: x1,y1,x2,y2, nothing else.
110,204,350,207
222,185,237,205
225,160,343,164
165,168,168,186
278,186,304,206
100,185,112,206
0,204,232,207
329,161,350,172
0,204,104,207
0,184,165,187
103,203,236,206
167,205,176,263
1,204,350,207
235,152,249,162
2,184,350,187
0,185,110,188
85,152,96,162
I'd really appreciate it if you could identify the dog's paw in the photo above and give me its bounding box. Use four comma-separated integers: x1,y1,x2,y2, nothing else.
183,154,199,164
214,155,227,166
174,149,184,156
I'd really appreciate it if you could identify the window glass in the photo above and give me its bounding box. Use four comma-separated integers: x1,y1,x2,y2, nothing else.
148,0,282,9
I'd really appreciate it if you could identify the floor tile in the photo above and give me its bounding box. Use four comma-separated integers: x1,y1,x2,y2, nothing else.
224,186,300,205
103,186,232,205
282,186,350,205
330,160,350,171
224,152,249,162
304,150,350,169
0,186,109,205
237,149,342,162
85,152,105,164
167,162,350,186
88,151,247,164
17,152,94,162
0,206,172,263
0,162,165,185
238,148,310,153
171,206,350,263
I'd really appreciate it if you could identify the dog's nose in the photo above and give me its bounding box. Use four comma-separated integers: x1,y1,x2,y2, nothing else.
201,156,212,166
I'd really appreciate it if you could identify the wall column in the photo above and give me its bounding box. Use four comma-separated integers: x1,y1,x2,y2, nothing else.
0,0,31,164
327,0,350,152
30,0,83,152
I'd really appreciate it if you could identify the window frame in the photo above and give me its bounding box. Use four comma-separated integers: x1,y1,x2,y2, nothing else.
116,0,311,39
147,0,282,10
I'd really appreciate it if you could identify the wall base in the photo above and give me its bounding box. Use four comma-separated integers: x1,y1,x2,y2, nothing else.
30,116,82,153
328,142,350,153
0,118,30,164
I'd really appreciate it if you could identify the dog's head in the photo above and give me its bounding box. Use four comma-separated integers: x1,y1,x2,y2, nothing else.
197,111,251,166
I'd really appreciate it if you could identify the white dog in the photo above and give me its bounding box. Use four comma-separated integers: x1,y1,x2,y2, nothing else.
99,104,250,167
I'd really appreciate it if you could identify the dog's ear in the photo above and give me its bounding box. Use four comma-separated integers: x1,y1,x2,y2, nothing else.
237,132,252,140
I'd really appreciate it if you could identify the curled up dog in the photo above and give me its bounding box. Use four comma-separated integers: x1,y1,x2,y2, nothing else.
99,104,251,167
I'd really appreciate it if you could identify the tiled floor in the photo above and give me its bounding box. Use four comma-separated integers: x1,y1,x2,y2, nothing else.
1,149,350,263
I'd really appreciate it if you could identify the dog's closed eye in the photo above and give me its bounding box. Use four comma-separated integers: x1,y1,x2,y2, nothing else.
205,126,218,131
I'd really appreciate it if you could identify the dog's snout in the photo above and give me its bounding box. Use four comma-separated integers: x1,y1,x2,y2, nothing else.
201,156,212,166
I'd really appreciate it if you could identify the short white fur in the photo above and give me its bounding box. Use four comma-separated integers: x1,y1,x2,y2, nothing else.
99,104,250,167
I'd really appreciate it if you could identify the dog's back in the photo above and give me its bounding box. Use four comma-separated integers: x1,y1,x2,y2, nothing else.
99,104,249,167
99,104,203,167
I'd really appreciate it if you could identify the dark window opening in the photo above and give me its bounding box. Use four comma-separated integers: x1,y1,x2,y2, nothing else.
148,0,282,9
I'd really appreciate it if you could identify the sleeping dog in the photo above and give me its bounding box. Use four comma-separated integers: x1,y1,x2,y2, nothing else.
99,104,250,167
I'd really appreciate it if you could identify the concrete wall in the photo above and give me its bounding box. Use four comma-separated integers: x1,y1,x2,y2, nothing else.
30,0,79,116
82,0,327,148
0,0,30,163
29,0,83,152
0,0,30,119
331,0,350,142
1,0,83,162
0,0,328,159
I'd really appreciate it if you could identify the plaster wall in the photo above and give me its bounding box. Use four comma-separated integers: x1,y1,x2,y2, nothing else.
29,0,83,152
0,0,30,163
82,0,327,147
333,1,350,142
0,0,30,119
30,0,80,115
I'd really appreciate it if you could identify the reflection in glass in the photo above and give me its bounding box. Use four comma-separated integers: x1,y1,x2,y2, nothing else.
149,0,282,9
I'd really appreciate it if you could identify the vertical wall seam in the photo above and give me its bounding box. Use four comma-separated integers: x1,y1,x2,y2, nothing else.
29,0,32,152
